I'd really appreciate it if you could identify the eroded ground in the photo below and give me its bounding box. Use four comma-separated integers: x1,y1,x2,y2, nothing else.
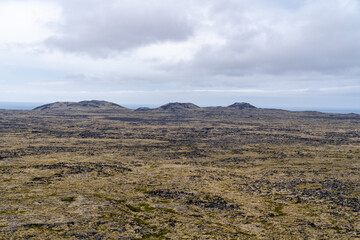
0,109,359,239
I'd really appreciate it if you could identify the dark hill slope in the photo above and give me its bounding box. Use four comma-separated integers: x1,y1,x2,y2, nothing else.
33,100,128,112
227,102,257,109
155,102,200,112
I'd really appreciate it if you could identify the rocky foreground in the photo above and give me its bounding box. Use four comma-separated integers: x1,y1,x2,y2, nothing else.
0,104,359,239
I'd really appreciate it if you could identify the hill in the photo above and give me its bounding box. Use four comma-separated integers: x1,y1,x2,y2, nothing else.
227,102,257,109
155,102,200,112
32,101,259,113
33,100,128,111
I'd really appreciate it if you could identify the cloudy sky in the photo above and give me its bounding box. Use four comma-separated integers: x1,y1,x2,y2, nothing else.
1,0,360,109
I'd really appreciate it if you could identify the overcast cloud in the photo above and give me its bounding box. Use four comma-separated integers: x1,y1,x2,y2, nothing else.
45,0,195,57
0,0,359,109
188,0,360,76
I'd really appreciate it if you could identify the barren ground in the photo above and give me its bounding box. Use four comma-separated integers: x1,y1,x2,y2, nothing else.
0,108,359,239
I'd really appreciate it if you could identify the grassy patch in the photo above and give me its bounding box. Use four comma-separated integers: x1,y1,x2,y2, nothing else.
126,203,154,212
163,208,177,214
274,205,287,217
61,196,75,202
140,229,168,239
133,217,149,225
126,204,142,212
139,203,154,212
2,178,13,182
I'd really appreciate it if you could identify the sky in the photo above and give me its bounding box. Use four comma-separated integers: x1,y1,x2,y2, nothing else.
0,0,360,109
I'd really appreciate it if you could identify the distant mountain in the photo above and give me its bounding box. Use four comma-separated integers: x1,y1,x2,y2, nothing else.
227,102,256,110
32,100,258,113
155,102,200,112
33,100,128,111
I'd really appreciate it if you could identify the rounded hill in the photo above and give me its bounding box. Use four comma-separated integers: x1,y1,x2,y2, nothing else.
227,102,256,110
156,102,200,112
33,100,128,112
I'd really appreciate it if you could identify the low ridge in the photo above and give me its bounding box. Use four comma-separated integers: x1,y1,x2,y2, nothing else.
156,102,200,112
33,100,127,111
227,102,256,110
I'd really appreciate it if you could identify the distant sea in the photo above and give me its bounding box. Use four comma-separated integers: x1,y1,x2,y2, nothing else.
0,102,45,110
0,102,359,114
281,107,360,115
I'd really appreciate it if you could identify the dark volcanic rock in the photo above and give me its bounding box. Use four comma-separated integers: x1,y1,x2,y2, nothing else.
227,102,256,110
135,107,152,111
32,162,132,176
148,190,238,210
156,102,200,112
33,100,127,111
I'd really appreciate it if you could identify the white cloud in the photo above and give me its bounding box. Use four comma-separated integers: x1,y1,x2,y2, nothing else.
133,30,226,64
0,1,61,44
44,0,195,57
184,0,360,77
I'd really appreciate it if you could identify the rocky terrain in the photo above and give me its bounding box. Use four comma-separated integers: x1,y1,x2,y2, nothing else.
0,101,359,239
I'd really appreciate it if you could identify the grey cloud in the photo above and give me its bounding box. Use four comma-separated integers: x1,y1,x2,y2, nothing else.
186,0,360,77
45,0,194,57
41,0,360,88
